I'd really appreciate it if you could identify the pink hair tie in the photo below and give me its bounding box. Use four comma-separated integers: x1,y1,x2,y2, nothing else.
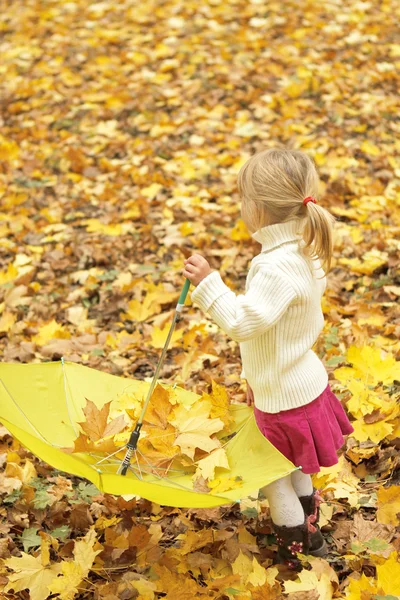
303,196,317,205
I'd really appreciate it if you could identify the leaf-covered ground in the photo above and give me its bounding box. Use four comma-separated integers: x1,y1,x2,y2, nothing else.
1,0,400,598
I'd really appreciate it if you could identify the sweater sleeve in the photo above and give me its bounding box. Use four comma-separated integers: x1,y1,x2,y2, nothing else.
190,268,297,343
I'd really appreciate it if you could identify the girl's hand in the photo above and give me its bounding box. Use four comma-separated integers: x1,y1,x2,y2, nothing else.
183,254,211,286
246,382,254,407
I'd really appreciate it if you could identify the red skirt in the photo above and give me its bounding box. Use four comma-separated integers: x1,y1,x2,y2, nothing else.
254,383,354,474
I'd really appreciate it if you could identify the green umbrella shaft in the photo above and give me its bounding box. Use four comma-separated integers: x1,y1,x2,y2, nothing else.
118,279,190,475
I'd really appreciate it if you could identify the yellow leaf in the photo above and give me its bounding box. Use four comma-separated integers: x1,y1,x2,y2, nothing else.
174,431,221,460
172,407,224,459
176,529,214,555
247,557,268,587
232,550,253,582
376,551,400,595
83,219,123,236
313,456,360,507
122,285,178,323
6,459,37,484
376,485,400,525
0,263,18,284
351,419,393,444
284,81,308,98
73,528,102,578
48,562,83,600
345,573,378,599
284,568,334,598
202,380,234,429
194,448,230,481
179,221,194,236
40,536,51,568
0,135,19,161
150,324,183,349
338,250,388,275
230,219,250,241
5,553,61,600
141,183,162,199
208,475,243,493
32,320,71,347
0,310,16,332
334,345,400,387
131,577,157,599
345,380,382,418
49,529,102,600
95,515,122,530
360,140,381,156
123,298,156,322
234,121,260,137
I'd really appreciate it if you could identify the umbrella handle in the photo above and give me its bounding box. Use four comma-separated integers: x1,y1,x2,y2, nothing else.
177,278,190,313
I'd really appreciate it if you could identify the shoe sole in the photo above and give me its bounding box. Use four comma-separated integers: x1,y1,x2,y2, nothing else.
309,538,328,557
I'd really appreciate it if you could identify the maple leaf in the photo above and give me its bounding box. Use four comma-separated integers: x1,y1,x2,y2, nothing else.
6,458,37,484
32,320,71,346
65,432,121,455
351,418,394,444
376,551,400,596
139,423,180,458
173,413,224,460
152,564,206,599
5,548,62,600
202,380,234,430
150,323,183,348
283,568,334,598
232,551,268,587
334,346,400,387
176,529,214,555
48,563,83,600
344,573,378,600
249,581,283,600
143,384,173,429
0,263,18,284
78,399,127,442
49,529,102,599
376,485,400,525
194,447,230,482
0,310,17,332
208,475,243,494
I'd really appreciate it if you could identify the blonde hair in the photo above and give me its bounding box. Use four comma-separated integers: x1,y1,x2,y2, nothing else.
238,147,336,275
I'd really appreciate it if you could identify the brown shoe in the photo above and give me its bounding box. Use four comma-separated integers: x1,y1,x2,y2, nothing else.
298,488,328,557
271,519,310,571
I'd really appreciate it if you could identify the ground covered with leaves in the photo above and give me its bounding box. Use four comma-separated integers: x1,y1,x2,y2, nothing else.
1,0,400,598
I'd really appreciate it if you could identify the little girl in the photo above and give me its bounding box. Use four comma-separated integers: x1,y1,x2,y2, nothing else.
182,147,354,570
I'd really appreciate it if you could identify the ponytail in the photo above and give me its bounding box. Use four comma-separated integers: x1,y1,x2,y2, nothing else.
301,202,336,277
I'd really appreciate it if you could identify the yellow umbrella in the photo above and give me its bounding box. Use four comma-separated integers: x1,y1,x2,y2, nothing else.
0,360,298,508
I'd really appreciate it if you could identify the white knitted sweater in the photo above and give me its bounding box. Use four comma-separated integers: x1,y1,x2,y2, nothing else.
190,218,329,413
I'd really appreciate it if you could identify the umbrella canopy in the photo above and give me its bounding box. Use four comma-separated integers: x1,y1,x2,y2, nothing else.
0,361,297,508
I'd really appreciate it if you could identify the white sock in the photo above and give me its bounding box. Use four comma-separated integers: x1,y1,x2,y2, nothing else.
261,474,305,527
291,470,313,497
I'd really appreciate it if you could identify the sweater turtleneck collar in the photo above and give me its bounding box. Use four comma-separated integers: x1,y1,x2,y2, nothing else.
251,218,306,252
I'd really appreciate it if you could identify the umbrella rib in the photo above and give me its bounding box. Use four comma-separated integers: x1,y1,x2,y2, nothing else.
0,378,61,447
93,447,123,466
134,449,143,480
134,448,210,492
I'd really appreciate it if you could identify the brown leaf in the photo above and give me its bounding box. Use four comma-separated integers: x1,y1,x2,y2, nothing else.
143,384,173,429
78,399,126,442
79,399,111,441
351,512,394,543
69,504,94,531
249,582,284,600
